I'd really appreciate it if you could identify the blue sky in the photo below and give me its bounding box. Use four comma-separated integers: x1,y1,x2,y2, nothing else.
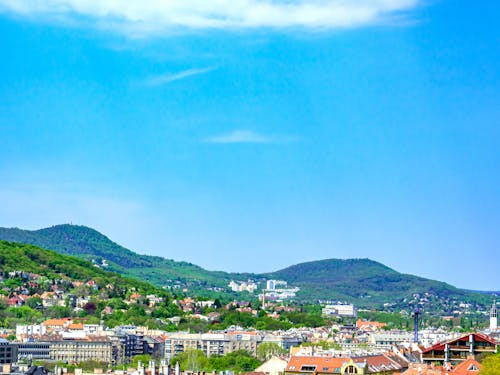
0,0,499,290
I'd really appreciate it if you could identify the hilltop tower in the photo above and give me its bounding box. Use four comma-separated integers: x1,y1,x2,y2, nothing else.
490,301,498,330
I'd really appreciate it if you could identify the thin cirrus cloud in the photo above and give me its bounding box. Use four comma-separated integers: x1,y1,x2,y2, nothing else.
143,67,216,86
0,0,420,36
203,130,274,144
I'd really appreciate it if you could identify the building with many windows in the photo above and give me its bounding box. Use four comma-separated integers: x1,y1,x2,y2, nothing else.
164,331,262,359
15,338,112,364
0,339,17,364
49,338,112,364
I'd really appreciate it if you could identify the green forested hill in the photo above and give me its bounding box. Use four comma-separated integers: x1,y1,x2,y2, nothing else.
265,258,484,305
0,241,183,329
0,225,233,288
0,240,163,295
0,225,493,309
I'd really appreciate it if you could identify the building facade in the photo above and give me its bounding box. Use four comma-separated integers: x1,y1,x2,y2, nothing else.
0,339,17,364
422,333,497,365
164,332,261,359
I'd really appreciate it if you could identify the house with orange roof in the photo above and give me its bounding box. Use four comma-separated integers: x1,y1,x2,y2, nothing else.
286,354,406,375
356,319,387,332
67,323,84,331
286,354,347,375
129,292,142,303
399,357,481,375
42,317,73,332
40,291,61,307
451,358,481,375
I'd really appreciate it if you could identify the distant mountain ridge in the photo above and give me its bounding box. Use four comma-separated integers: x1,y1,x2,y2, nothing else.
0,224,493,309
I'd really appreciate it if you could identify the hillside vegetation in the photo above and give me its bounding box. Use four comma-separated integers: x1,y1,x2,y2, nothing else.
0,240,181,329
0,225,233,288
0,240,159,294
0,225,493,309
266,258,484,305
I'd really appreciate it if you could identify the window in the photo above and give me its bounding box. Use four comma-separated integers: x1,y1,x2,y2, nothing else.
344,366,357,374
300,366,317,372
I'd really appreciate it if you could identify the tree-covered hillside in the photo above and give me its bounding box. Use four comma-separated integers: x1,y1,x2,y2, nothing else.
0,241,181,329
0,225,235,289
0,225,494,310
265,258,489,306
0,240,158,294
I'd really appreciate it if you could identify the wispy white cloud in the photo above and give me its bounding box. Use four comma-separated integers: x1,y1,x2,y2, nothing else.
203,130,276,144
0,0,420,37
143,67,216,86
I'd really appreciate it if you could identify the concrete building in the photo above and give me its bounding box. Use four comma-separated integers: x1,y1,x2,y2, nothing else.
322,304,357,318
15,338,112,364
49,338,112,363
16,342,51,361
164,332,262,359
0,339,17,364
262,334,302,351
368,331,413,348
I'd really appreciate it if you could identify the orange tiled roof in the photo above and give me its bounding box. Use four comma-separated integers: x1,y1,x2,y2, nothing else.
68,323,84,330
452,358,481,375
400,364,446,375
286,356,346,373
43,318,72,326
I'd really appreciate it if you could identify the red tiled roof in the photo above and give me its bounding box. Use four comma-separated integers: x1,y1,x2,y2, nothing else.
422,333,497,353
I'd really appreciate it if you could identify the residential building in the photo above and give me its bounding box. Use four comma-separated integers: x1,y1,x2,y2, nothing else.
285,354,405,375
401,358,482,375
322,305,357,318
16,325,47,341
421,333,497,365
255,356,288,375
262,334,303,351
49,338,112,363
356,320,386,332
367,331,413,348
15,337,113,364
164,331,262,359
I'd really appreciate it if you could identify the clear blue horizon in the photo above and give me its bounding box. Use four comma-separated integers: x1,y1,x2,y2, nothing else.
1,1,499,291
